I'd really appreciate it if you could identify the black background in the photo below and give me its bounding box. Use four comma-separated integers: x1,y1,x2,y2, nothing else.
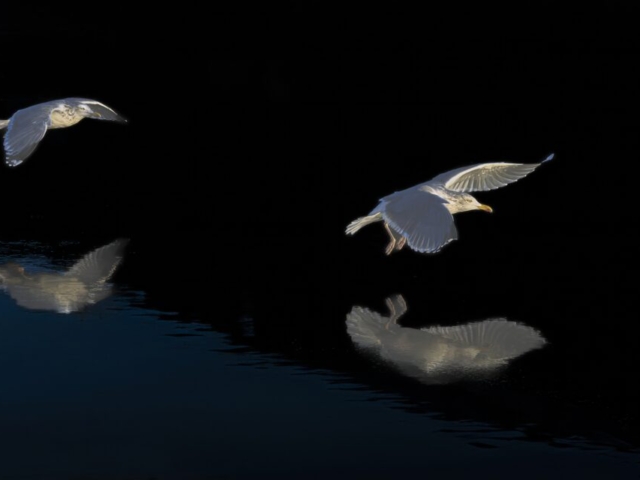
1,4,640,450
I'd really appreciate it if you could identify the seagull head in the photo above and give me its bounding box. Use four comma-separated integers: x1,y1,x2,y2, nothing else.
455,194,493,214
469,194,493,213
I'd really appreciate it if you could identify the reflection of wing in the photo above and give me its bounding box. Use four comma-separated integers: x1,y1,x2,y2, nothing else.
65,239,129,285
3,105,52,167
423,319,547,361
380,188,458,253
429,154,553,193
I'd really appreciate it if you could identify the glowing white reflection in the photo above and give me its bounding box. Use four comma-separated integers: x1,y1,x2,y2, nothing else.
0,239,128,313
347,295,546,384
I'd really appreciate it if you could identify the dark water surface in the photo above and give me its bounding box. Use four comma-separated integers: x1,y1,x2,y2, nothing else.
0,236,639,479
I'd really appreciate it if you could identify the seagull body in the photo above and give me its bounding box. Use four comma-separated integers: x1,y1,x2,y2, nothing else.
0,98,126,167
346,154,554,254
0,239,128,313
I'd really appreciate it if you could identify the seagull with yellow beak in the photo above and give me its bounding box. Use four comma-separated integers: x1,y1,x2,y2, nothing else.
346,153,554,255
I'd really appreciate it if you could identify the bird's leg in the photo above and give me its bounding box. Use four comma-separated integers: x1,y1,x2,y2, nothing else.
385,242,395,256
383,223,396,255
385,297,396,329
395,236,407,251
385,295,407,330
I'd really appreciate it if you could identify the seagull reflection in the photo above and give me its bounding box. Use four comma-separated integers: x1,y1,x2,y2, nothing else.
0,239,128,314
347,295,546,384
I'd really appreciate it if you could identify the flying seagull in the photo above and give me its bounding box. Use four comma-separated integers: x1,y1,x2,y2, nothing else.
346,153,554,254
0,239,128,313
0,98,126,167
346,295,546,384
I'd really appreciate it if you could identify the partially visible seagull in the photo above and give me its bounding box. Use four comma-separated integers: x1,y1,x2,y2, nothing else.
0,239,129,313
346,153,554,255
0,98,126,167
346,295,547,384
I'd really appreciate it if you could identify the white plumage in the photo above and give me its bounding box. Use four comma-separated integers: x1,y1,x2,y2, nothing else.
0,98,126,167
346,154,554,255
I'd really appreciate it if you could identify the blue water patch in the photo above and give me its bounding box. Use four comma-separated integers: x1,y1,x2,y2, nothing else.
0,287,638,479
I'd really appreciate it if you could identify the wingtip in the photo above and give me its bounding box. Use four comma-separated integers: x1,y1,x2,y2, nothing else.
111,238,130,251
5,159,21,168
542,153,555,163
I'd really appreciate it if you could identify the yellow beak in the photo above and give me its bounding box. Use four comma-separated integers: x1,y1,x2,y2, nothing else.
478,204,493,213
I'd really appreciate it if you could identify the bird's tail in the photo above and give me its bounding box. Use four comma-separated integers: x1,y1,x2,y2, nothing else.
345,214,380,235
346,306,387,348
0,120,9,130
346,295,408,349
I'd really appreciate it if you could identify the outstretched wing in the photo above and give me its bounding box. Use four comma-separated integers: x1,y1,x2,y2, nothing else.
65,239,129,285
3,104,53,167
381,188,458,254
72,99,126,123
430,154,554,193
